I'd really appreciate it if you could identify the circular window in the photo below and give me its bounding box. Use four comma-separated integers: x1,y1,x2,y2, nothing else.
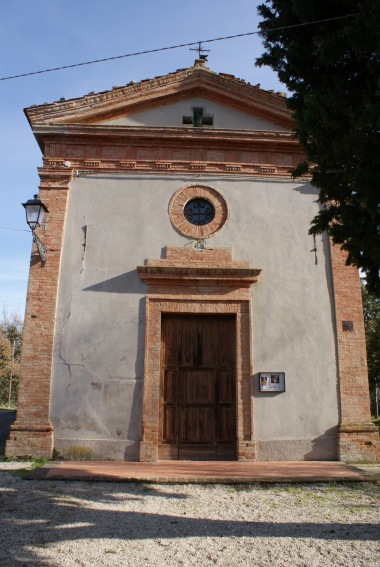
169,185,228,239
184,199,215,226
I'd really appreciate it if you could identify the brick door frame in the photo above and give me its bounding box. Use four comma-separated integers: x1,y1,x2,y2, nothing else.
138,247,261,462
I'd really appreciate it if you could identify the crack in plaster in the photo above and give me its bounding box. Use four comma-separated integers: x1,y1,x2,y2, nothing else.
57,347,84,395
58,284,83,394
80,223,87,274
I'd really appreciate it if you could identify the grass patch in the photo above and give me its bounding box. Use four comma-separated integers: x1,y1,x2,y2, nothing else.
227,484,253,493
280,486,302,493
28,458,48,469
0,455,17,462
9,458,48,478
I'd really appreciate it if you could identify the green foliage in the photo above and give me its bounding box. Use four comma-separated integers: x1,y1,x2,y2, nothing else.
256,0,380,294
11,458,48,478
0,307,23,407
361,283,380,414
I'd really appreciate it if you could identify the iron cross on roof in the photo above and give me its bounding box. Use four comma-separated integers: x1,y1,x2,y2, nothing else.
190,42,210,60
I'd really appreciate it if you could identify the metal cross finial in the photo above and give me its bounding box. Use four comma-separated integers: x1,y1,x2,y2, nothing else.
190,42,210,59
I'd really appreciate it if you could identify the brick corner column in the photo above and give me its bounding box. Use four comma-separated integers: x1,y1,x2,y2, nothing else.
330,243,380,463
6,167,73,459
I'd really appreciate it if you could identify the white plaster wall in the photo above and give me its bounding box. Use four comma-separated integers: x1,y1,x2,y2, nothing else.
51,172,339,461
100,97,287,131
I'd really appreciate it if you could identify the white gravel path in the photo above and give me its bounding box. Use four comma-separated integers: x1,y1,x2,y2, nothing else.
0,463,379,567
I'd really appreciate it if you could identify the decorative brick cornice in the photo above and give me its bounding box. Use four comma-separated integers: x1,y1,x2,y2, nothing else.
36,125,305,178
38,167,74,188
34,123,298,144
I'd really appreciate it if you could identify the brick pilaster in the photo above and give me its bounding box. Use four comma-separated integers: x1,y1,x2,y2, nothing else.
330,243,379,462
6,167,73,458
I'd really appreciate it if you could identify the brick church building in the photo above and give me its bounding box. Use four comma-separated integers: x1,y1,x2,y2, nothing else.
6,58,379,462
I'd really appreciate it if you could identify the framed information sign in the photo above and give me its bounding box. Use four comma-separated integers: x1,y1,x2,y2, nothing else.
259,372,286,392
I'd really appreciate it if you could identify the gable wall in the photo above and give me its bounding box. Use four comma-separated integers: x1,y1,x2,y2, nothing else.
99,97,288,131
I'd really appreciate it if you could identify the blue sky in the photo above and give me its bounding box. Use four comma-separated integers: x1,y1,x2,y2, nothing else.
0,0,286,318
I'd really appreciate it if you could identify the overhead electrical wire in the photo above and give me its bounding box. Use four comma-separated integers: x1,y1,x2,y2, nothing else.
0,14,358,81
0,227,30,232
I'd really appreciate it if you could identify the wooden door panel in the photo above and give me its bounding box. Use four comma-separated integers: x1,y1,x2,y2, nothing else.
158,443,179,460
181,407,214,442
164,319,180,365
218,407,236,442
160,314,237,460
182,371,214,404
164,369,178,403
219,318,235,367
216,444,236,459
162,406,178,442
218,370,234,403
180,318,198,367
201,317,218,367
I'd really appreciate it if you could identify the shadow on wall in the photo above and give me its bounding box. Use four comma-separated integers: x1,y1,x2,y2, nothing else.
83,269,145,294
255,427,339,461
84,273,147,457
304,426,339,461
291,183,319,197
320,230,342,425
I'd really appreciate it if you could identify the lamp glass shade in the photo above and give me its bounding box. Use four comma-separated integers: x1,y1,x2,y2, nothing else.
22,196,48,229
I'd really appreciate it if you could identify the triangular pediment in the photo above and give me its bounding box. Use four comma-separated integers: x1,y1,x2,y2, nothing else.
25,62,295,130
99,96,287,131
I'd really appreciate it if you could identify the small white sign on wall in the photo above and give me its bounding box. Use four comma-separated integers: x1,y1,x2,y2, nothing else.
259,372,286,392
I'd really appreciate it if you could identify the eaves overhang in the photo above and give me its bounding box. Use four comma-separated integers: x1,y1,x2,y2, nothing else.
32,124,299,154
24,65,295,130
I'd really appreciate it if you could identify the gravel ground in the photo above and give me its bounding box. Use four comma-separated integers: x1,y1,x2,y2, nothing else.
0,463,379,567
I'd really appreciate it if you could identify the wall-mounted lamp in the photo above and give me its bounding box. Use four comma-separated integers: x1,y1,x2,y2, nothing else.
22,194,48,264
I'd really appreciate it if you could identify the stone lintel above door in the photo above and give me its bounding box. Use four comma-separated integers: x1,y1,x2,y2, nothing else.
137,247,261,294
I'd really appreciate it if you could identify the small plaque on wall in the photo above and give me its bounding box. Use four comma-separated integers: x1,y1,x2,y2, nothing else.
259,372,286,392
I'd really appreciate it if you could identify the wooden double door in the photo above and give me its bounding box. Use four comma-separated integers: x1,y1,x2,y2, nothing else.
159,314,237,460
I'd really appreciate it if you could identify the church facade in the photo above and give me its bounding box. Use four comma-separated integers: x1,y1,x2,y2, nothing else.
6,59,379,462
